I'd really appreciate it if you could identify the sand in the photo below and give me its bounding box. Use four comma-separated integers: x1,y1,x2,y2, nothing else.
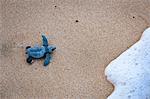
0,0,150,99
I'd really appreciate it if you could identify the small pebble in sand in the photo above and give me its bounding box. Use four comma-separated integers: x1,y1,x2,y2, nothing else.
75,20,79,23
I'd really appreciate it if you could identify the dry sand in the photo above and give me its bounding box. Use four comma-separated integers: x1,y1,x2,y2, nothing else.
0,0,150,99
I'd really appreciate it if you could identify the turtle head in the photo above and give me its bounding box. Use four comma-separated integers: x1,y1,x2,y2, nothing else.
47,45,56,53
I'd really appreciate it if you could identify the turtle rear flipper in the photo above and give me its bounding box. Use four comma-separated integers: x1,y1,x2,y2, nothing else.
26,46,31,49
42,35,48,47
26,56,33,64
43,53,52,66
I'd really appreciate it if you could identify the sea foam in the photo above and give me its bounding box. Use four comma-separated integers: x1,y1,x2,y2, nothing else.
105,27,150,99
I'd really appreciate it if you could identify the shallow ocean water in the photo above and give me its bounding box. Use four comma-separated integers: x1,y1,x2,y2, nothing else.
105,27,150,99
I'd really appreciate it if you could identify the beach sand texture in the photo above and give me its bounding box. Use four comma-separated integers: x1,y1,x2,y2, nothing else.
0,0,150,99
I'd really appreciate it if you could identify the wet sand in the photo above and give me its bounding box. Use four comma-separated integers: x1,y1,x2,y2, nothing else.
0,0,150,99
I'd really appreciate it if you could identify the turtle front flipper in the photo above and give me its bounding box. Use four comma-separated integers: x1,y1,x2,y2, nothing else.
44,53,52,66
42,35,49,47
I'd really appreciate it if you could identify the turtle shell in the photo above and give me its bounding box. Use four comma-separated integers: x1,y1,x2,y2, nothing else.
27,46,46,58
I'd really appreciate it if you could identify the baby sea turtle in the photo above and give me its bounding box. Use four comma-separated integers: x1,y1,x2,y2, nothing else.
25,35,56,66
